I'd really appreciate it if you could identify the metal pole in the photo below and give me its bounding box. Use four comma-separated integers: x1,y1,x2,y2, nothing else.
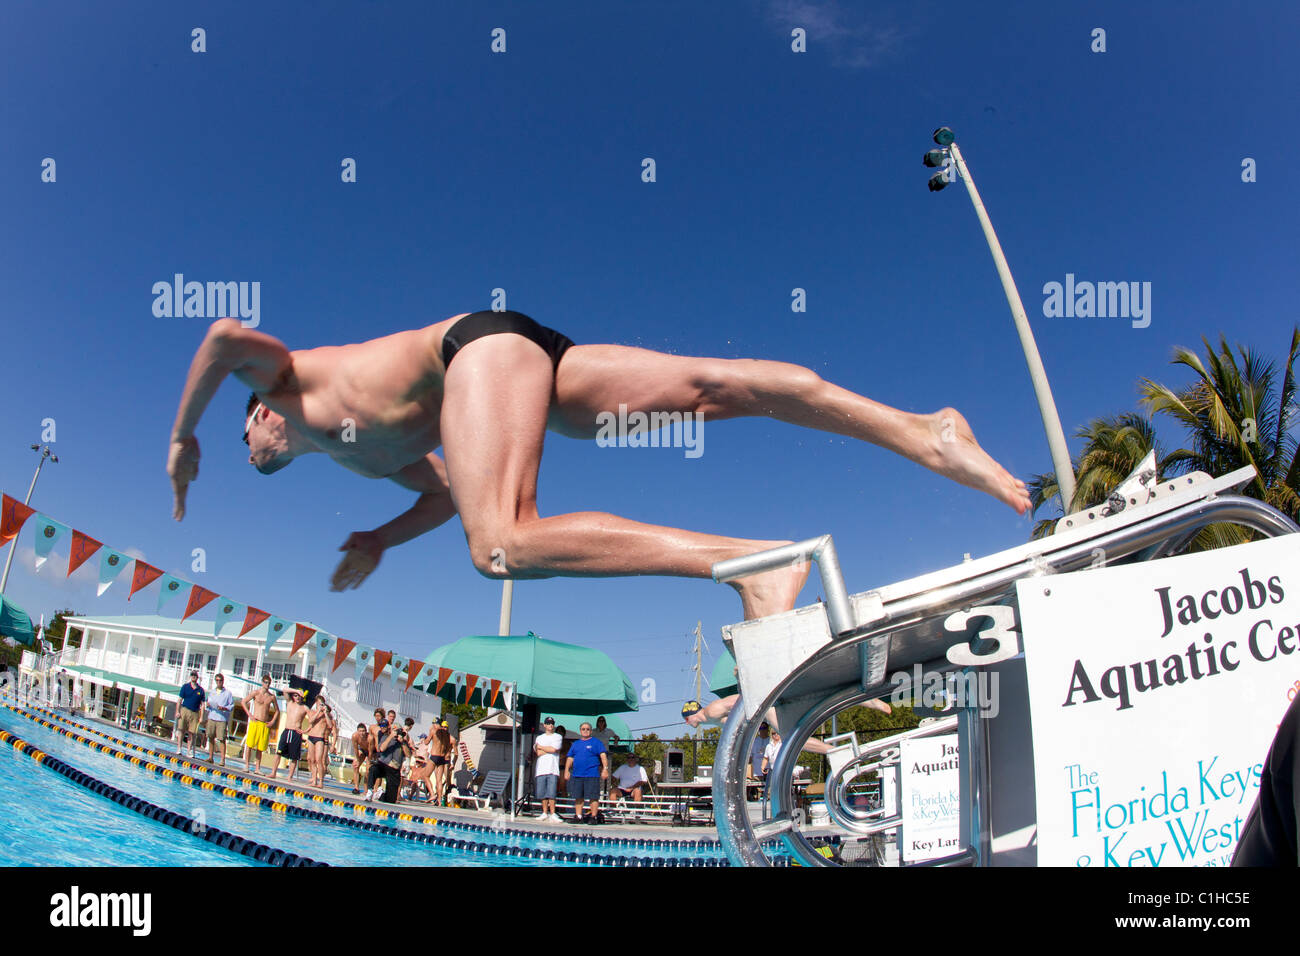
498,580,513,636
510,681,519,820
947,142,1077,510
0,448,53,595
498,580,517,814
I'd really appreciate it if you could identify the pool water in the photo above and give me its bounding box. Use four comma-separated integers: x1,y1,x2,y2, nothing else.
0,700,730,867
0,726,254,867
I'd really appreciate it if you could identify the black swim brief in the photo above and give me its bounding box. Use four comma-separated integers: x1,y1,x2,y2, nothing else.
442,311,575,370
278,729,303,761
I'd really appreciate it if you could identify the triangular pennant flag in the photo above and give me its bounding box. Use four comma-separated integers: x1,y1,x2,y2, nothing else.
129,561,163,600
263,617,290,656
436,667,452,695
354,645,373,683
502,682,514,712
31,515,69,569
489,678,501,708
290,624,316,656
181,584,219,621
464,673,480,703
372,650,392,682
452,671,465,701
333,638,356,673
97,549,131,597
239,607,270,637
314,632,335,671
313,633,335,668
0,495,35,544
388,656,406,691
405,660,427,692
67,530,102,577
212,598,243,636
156,573,188,613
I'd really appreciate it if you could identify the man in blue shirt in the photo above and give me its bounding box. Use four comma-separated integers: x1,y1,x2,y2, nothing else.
563,722,608,824
176,671,206,758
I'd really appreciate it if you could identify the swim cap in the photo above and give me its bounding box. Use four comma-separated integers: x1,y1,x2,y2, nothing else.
681,700,702,719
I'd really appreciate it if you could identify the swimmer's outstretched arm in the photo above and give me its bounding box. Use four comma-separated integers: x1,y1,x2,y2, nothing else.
169,319,294,520
330,454,458,591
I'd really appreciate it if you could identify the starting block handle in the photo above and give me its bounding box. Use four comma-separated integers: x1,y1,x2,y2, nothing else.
712,535,855,635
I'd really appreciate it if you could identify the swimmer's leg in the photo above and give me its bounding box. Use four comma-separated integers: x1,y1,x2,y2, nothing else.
552,345,1029,515
440,335,809,619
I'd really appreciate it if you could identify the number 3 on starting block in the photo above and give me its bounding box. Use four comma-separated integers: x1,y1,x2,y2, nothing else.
943,605,1020,666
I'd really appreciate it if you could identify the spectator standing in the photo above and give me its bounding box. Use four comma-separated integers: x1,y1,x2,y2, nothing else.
202,673,234,766
534,717,563,822
241,674,280,775
750,722,771,780
175,671,206,758
371,718,412,803
563,722,608,824
761,730,783,793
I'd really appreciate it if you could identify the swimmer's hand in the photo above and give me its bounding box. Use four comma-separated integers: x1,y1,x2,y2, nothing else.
168,436,201,520
331,530,384,591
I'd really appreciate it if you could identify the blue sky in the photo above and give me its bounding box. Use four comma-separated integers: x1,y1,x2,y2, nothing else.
2,1,1296,736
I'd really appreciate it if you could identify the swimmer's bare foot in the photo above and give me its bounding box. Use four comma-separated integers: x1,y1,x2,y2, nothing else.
727,554,810,621
865,698,891,715
920,408,1031,515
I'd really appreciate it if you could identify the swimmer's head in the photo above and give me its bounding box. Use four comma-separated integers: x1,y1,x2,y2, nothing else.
681,700,704,727
243,393,298,475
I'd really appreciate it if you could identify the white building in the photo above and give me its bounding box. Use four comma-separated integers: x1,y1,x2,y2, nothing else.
18,613,440,759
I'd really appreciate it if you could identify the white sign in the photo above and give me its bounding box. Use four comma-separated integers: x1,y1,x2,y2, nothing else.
880,763,898,818
1019,534,1300,867
900,734,961,862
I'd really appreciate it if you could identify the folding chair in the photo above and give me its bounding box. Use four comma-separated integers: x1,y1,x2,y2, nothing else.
450,770,512,812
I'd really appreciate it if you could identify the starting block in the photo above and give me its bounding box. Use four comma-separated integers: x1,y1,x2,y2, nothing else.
709,465,1298,867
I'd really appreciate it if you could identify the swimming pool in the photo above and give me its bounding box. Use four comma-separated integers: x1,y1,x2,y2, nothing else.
0,696,752,867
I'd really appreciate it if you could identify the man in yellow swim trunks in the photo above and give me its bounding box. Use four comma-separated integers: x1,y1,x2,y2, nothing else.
242,673,279,775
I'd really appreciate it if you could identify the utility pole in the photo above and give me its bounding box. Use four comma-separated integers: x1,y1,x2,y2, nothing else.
689,621,706,737
692,622,704,701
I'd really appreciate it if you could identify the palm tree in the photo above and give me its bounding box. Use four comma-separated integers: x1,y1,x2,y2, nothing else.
1028,413,1175,538
1140,328,1300,548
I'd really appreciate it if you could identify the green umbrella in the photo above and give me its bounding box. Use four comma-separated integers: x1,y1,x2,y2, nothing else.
0,595,36,646
417,632,638,714
543,712,633,751
710,648,739,698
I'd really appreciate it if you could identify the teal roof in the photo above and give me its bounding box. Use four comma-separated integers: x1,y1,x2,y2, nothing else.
59,662,182,698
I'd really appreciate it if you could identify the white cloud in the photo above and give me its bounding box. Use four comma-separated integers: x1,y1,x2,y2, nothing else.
765,0,908,70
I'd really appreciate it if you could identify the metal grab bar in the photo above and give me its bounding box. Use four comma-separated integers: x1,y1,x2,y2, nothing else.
712,535,855,636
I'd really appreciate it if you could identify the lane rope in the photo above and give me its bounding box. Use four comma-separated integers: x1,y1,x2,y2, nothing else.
0,723,326,867
2,698,774,866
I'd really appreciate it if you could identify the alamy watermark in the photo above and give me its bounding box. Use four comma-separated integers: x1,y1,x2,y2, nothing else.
50,886,151,936
152,274,260,328
889,664,1000,718
595,404,704,459
1042,274,1150,329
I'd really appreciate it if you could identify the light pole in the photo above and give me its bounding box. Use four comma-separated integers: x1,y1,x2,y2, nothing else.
924,127,1077,511
498,579,513,636
0,444,59,595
